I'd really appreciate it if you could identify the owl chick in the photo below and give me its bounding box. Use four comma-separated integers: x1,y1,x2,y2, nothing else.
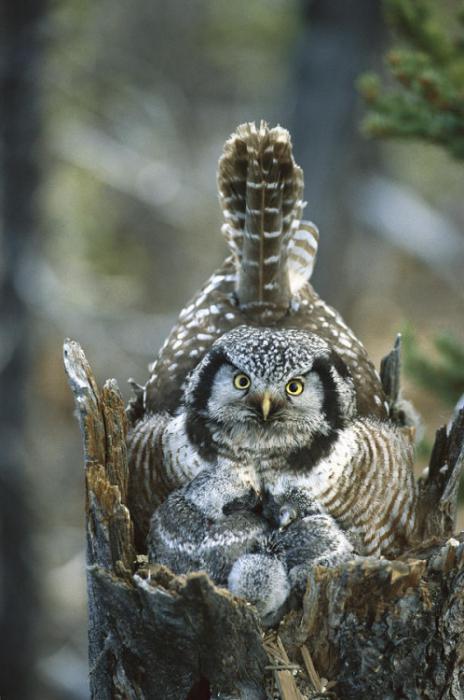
146,325,417,621
127,121,393,543
148,459,268,587
148,462,355,624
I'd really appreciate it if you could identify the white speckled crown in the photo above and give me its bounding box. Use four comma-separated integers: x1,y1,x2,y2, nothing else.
209,325,332,381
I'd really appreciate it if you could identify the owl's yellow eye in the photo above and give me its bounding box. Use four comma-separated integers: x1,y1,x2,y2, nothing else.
233,373,251,390
285,378,304,396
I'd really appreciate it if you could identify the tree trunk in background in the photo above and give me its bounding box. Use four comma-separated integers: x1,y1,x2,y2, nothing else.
0,1,44,696
289,0,384,309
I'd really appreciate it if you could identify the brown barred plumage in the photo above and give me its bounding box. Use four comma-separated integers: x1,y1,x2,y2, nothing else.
267,419,417,557
218,121,304,309
127,122,417,557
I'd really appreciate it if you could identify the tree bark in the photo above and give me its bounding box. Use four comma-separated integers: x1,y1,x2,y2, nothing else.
64,340,464,700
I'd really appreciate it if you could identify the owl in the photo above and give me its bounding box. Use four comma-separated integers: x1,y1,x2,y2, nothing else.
146,326,417,623
127,121,394,542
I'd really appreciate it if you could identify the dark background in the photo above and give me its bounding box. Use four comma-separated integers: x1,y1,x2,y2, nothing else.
1,1,463,697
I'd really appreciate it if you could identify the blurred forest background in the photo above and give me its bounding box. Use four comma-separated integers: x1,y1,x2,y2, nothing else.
1,1,463,698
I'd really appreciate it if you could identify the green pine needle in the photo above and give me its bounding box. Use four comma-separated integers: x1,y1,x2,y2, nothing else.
359,0,464,159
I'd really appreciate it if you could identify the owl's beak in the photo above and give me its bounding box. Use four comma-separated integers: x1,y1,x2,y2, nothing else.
261,391,272,421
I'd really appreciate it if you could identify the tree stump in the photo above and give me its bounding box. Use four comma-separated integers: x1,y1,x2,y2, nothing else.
64,339,464,700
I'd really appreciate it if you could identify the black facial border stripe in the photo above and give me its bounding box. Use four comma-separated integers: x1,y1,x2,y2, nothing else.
186,348,231,460
189,349,232,413
311,354,345,432
286,350,350,472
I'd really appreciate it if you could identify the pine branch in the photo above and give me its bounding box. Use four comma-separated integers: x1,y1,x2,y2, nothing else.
358,0,464,158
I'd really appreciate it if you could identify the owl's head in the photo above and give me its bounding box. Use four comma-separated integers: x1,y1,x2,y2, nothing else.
184,326,356,455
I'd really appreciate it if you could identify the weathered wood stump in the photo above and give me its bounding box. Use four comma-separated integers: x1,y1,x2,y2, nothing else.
64,339,464,700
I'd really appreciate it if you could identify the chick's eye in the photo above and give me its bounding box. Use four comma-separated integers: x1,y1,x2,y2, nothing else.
286,379,304,396
233,373,251,390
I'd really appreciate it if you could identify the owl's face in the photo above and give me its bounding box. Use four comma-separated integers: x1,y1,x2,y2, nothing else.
185,326,356,453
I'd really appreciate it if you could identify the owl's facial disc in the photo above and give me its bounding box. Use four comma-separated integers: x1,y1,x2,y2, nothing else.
185,330,356,454
204,362,327,431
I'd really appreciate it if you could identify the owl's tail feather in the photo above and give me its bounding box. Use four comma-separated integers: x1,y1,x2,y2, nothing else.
218,121,319,312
